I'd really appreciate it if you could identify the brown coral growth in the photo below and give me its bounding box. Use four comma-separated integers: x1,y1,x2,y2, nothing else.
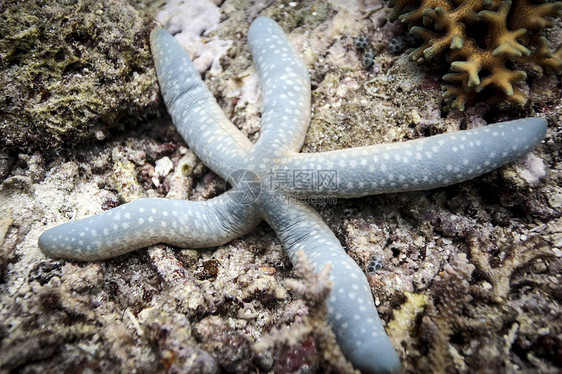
388,0,562,110
421,253,475,372
257,250,357,373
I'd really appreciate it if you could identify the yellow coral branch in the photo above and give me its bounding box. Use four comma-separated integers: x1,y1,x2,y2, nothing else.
509,0,562,32
387,0,562,110
479,1,530,58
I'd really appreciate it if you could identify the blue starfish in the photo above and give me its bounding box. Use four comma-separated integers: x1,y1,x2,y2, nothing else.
39,17,547,373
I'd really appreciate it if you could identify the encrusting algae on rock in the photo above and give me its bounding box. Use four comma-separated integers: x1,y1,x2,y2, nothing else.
388,0,562,110
0,0,159,151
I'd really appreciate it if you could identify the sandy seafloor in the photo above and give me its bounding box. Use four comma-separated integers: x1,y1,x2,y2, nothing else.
1,0,561,373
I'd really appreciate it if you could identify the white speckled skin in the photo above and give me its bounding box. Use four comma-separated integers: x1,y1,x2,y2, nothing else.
150,28,253,178
260,197,399,372
38,16,547,374
39,194,261,261
277,118,546,197
247,17,311,157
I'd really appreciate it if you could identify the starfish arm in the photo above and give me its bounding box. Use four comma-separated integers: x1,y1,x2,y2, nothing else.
261,196,401,374
248,17,311,158
150,28,254,180
276,118,546,197
38,193,261,261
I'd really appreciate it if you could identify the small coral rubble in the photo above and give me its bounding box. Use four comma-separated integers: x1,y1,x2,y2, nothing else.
388,0,562,110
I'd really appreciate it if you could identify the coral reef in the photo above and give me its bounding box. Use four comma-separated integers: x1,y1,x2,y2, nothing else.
0,0,159,151
388,0,562,110
1,0,561,373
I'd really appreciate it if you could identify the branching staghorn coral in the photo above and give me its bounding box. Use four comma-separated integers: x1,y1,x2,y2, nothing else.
414,235,557,372
467,235,555,301
388,0,562,110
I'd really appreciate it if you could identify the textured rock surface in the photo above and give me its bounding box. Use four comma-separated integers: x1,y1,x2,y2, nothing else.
1,0,561,373
0,0,160,151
